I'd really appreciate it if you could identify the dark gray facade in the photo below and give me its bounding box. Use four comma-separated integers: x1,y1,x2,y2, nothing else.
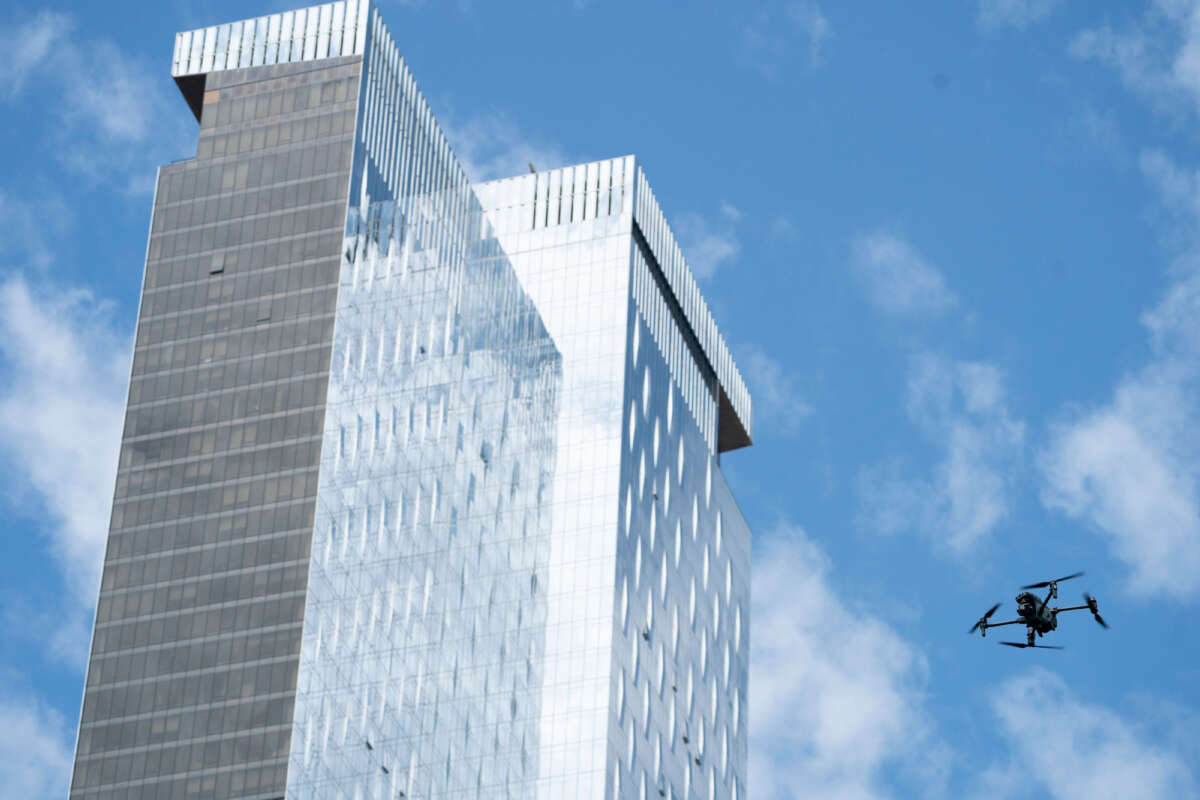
70,55,362,800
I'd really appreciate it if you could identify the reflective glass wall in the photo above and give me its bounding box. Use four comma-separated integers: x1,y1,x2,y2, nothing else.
284,7,562,799
476,159,636,798
477,159,752,800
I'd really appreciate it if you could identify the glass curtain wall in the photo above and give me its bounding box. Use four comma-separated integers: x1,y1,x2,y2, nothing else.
284,7,562,800
476,159,752,800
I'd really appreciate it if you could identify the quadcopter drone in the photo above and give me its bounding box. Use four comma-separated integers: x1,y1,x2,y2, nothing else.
969,572,1108,649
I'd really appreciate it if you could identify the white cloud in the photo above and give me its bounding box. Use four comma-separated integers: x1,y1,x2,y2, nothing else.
980,669,1198,799
750,523,947,799
740,344,813,437
1140,147,1200,235
1070,1,1200,122
789,1,833,67
441,111,571,184
861,354,1025,552
743,1,834,75
771,215,799,238
0,276,130,610
0,12,190,192
0,10,72,100
850,230,958,318
978,0,1064,30
675,206,741,281
1068,103,1127,162
0,189,69,272
1041,270,1200,597
0,695,74,800
1038,148,1200,597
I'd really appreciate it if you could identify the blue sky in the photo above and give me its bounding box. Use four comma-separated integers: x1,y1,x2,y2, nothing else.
2,0,1199,796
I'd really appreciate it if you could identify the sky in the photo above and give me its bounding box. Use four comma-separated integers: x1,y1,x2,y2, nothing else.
1,0,1199,797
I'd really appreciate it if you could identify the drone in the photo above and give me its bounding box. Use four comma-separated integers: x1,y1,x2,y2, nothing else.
969,572,1108,650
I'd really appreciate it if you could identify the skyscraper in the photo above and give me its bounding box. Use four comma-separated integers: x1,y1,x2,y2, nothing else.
69,3,753,799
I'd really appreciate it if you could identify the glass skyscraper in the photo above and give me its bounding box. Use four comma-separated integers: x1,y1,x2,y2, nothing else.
69,3,754,799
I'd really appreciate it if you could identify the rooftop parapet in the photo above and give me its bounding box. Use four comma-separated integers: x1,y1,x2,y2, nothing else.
170,0,371,118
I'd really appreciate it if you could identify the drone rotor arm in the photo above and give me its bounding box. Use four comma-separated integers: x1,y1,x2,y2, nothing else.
1083,593,1110,629
969,602,1004,634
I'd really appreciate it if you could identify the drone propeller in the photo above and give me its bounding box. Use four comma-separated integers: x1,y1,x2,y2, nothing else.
969,602,1002,634
999,641,1064,650
1022,572,1084,590
1084,593,1109,629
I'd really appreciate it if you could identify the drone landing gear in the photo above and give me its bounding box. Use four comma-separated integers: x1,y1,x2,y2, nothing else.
998,625,1065,650
999,641,1064,650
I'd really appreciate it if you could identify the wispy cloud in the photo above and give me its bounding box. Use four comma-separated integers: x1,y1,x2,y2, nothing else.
743,1,834,75
1140,147,1200,234
0,189,70,272
441,111,571,184
850,230,958,318
977,669,1198,798
1070,1,1200,123
675,202,742,281
1038,148,1200,598
1069,103,1128,162
0,10,72,100
0,693,73,799
0,276,130,613
977,0,1064,31
739,344,813,437
861,353,1025,552
0,11,190,192
750,522,947,799
1040,272,1200,597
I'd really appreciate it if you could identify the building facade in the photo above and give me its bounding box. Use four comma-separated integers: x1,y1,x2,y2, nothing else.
69,3,753,799
475,162,752,800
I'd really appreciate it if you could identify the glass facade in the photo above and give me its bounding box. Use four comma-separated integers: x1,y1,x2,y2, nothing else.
476,160,751,800
284,7,562,799
71,3,753,800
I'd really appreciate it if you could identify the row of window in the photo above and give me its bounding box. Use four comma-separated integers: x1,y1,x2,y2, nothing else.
204,75,357,131
92,592,306,660
198,107,356,162
97,557,308,626
73,757,286,800
142,251,339,325
135,288,335,361
104,501,315,569
112,468,320,528
121,401,324,473
151,173,345,245
150,199,346,262
119,436,320,502
81,689,293,750
73,721,290,787
86,622,303,700
129,353,329,422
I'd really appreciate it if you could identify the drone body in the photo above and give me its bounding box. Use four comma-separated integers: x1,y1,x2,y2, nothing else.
970,572,1108,649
